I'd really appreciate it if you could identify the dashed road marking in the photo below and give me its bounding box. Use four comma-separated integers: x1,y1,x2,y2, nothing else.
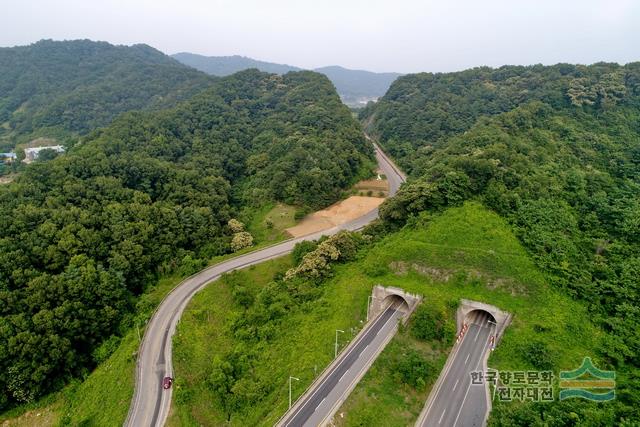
439,408,447,424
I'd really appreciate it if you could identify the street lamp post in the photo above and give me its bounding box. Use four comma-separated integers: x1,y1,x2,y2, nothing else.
289,376,300,409
335,329,345,358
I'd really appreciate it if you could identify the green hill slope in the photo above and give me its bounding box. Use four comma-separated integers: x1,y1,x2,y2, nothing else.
0,68,372,411
172,52,302,76
0,39,213,150
364,62,640,424
172,52,402,106
168,202,624,426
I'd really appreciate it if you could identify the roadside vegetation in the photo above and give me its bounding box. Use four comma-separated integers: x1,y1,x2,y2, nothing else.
169,202,615,426
0,66,372,415
0,213,304,427
361,62,640,424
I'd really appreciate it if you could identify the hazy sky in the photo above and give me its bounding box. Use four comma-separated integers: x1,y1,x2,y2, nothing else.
2,0,639,73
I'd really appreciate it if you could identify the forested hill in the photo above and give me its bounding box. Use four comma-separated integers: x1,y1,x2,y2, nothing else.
0,39,213,151
172,52,402,106
367,63,640,423
362,63,640,174
0,69,371,407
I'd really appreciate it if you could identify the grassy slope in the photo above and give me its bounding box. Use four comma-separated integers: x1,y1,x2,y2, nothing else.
0,206,299,426
168,201,602,426
333,202,602,425
243,203,298,243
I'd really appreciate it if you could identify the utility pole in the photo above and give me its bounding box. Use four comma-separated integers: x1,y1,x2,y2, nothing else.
289,376,300,409
335,329,345,358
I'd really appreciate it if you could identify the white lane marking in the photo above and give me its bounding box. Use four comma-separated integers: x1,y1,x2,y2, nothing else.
453,377,472,427
474,325,482,342
361,344,369,355
420,317,474,423
339,370,349,383
283,306,395,425
452,329,493,427
315,397,326,412
438,408,447,424
464,353,470,364
452,378,460,391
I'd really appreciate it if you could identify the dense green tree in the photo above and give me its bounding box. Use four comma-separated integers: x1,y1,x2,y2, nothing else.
0,39,213,149
0,68,371,407
367,62,640,424
411,304,447,342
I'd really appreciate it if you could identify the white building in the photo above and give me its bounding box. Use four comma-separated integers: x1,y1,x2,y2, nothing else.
23,145,65,163
0,153,17,163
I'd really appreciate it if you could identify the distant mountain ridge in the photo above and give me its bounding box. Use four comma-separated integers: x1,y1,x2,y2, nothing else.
171,53,301,76
172,52,402,106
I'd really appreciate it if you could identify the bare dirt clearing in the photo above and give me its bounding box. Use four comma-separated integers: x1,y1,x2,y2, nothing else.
286,195,384,237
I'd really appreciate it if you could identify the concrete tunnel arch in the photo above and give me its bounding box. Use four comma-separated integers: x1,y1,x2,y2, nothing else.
457,299,512,343
369,285,422,323
464,309,497,327
381,293,410,313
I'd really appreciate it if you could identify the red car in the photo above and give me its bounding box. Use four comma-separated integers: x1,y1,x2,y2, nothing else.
162,376,173,390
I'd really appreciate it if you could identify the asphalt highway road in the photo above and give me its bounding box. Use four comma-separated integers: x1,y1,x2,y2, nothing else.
125,140,405,427
417,311,496,427
279,304,404,427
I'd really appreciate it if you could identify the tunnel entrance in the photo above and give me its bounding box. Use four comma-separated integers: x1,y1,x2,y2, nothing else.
368,286,422,323
464,309,497,328
382,294,410,313
457,299,512,344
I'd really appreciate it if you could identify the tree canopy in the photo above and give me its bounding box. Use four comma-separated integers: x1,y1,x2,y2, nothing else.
0,39,214,151
0,68,371,407
367,62,640,424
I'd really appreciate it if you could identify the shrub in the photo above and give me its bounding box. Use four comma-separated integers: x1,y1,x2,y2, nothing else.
228,218,245,233
523,341,554,370
91,335,121,365
294,207,310,221
395,350,433,389
231,232,254,252
292,240,318,265
285,231,364,280
411,304,447,342
178,254,207,276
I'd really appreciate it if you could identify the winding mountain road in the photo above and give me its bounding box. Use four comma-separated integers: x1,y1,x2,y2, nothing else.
124,141,405,427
